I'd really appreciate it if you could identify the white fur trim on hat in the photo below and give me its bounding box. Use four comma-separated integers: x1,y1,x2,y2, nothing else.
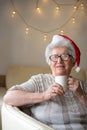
51,35,64,44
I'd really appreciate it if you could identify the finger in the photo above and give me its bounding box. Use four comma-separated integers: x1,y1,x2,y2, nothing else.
52,87,64,95
68,77,76,85
54,83,64,90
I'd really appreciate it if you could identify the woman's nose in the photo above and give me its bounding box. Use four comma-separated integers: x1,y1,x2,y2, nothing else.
57,57,63,63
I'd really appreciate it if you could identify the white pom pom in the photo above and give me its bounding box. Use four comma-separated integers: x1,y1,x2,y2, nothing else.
51,35,63,44
75,67,80,72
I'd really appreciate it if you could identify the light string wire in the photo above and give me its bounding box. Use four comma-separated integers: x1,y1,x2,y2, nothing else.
10,0,83,34
36,0,39,8
10,0,46,33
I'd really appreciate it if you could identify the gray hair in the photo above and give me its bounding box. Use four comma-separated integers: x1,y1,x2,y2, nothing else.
45,37,76,65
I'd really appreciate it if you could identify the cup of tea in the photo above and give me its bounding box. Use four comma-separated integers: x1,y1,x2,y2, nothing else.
55,75,67,92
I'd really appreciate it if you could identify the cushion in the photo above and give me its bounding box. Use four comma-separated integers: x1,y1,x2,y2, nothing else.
6,66,51,89
6,66,86,89
71,69,86,81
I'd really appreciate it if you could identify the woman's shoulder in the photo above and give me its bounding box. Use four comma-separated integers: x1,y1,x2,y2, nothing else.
31,73,52,79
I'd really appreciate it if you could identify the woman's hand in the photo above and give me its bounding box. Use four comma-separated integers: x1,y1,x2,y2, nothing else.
67,76,84,97
67,76,87,107
43,83,64,100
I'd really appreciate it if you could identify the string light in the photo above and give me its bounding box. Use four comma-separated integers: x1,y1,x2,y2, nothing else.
43,34,47,41
10,0,85,40
60,30,64,35
80,3,84,10
72,17,76,23
36,7,41,14
56,5,60,13
11,11,16,18
36,0,41,14
25,27,29,34
73,6,77,12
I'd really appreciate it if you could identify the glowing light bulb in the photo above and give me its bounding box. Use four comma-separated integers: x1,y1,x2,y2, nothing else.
60,30,64,35
25,27,29,34
73,6,77,12
80,3,84,10
56,6,60,13
36,7,41,14
11,11,16,18
43,34,47,41
72,17,76,23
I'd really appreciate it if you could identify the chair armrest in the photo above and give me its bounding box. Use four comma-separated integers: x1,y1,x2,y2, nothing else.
1,103,54,130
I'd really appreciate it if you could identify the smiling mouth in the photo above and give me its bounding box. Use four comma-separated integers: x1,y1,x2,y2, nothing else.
56,66,65,69
56,65,65,67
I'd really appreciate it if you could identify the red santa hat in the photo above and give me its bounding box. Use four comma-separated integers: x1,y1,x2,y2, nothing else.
51,34,81,72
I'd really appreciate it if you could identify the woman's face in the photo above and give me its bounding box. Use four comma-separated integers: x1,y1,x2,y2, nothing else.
49,46,75,76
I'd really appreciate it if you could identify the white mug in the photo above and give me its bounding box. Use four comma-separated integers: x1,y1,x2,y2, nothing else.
55,75,67,92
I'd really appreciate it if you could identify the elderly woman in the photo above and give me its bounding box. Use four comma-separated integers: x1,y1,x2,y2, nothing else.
4,35,87,130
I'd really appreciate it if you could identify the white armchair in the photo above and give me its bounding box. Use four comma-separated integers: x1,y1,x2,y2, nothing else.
1,66,87,130
1,103,54,130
